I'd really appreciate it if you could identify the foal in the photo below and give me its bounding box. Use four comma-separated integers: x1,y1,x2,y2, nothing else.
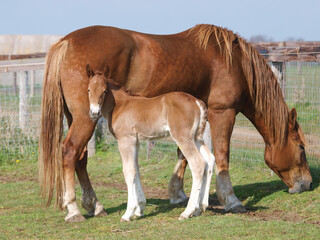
87,65,215,221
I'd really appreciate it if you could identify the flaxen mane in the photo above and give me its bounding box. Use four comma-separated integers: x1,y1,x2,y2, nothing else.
189,24,289,147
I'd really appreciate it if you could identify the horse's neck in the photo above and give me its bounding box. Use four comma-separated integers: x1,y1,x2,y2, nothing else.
244,102,287,147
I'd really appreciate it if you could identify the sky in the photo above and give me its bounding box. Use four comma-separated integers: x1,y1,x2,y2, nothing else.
1,0,319,41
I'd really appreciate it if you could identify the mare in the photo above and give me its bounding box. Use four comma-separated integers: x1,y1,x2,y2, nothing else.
39,24,312,222
86,65,215,221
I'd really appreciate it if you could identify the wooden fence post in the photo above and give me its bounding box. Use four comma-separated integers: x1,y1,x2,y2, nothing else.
19,71,28,131
29,70,35,97
88,130,96,157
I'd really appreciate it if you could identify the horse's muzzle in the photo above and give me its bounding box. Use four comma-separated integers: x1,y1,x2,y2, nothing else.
289,180,313,194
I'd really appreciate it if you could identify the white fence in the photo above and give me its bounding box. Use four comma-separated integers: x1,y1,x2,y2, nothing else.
0,58,319,168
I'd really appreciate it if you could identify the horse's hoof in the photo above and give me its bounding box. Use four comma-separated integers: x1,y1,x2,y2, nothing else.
95,210,108,217
170,198,188,205
65,214,86,223
227,205,247,213
192,208,203,217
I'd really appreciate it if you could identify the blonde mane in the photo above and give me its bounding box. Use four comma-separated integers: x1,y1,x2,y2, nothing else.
189,24,289,147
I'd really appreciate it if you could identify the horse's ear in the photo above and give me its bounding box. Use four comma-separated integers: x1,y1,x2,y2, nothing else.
86,64,94,78
289,108,297,129
104,65,110,78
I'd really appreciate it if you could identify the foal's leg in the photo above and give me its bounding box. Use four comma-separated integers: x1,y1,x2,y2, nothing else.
168,148,188,204
193,140,215,216
118,137,146,221
175,141,207,220
62,118,96,222
168,123,211,204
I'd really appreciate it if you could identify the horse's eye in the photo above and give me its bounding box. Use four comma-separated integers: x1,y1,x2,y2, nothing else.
299,145,305,150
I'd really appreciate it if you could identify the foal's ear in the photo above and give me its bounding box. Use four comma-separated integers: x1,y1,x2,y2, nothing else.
86,64,94,78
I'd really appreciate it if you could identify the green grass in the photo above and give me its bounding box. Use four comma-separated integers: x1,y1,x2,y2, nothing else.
0,146,319,240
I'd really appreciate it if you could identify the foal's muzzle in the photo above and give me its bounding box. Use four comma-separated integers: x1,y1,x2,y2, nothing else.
89,104,101,120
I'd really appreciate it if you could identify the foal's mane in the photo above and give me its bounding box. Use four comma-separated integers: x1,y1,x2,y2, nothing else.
189,24,289,147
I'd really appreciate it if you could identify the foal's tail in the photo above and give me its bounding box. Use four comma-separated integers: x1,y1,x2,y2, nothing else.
195,99,208,141
38,40,69,208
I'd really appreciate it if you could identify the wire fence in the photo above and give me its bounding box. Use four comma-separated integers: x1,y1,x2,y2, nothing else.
0,58,319,169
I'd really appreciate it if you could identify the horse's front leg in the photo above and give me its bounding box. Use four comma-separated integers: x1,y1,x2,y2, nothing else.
208,108,246,213
75,147,107,217
118,137,146,222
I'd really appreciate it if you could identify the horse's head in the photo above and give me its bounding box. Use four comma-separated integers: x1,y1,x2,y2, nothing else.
265,108,312,193
87,64,109,120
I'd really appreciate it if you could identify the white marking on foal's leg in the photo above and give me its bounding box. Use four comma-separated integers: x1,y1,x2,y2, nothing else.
177,143,207,220
118,138,146,221
193,140,215,216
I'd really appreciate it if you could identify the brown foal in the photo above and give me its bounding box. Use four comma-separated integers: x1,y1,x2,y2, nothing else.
87,65,215,221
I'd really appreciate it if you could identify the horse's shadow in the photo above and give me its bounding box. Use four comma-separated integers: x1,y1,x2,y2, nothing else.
89,167,319,219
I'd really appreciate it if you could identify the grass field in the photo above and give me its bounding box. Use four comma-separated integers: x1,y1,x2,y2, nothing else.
0,145,319,240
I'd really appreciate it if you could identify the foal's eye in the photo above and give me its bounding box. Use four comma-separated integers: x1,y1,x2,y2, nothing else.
299,145,305,150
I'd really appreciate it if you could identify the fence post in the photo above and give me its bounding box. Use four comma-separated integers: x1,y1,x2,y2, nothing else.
29,70,35,97
19,71,28,131
88,130,96,157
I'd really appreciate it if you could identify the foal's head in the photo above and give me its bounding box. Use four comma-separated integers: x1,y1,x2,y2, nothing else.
87,64,109,119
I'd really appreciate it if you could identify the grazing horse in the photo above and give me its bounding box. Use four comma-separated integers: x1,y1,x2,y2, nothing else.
86,65,215,221
39,24,312,223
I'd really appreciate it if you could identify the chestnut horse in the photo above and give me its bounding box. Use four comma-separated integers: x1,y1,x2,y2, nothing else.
87,65,215,221
39,24,312,222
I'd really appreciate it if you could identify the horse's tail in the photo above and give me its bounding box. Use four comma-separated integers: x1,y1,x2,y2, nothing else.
38,39,69,209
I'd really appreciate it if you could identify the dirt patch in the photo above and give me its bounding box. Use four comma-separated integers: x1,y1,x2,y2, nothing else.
0,174,37,183
93,181,169,199
246,209,320,226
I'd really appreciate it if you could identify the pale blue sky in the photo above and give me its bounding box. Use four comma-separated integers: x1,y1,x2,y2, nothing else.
1,0,319,41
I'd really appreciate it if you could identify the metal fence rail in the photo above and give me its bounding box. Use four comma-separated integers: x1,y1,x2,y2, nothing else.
0,58,319,168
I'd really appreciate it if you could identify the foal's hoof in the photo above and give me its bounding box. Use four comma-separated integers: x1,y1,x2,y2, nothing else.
120,217,131,222
65,214,86,223
95,210,108,217
227,205,247,213
178,214,188,220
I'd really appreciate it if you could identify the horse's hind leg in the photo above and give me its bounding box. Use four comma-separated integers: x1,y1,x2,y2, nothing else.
75,149,107,217
64,108,107,218
62,117,96,222
118,137,146,222
168,148,188,204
